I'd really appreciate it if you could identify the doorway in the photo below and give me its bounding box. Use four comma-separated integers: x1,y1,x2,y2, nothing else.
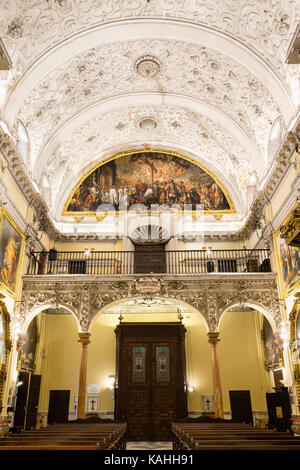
115,323,187,440
13,371,41,430
229,390,253,424
134,244,166,274
48,390,70,424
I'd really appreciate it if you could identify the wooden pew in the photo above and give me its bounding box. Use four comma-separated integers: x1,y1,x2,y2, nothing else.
0,422,127,451
172,422,300,451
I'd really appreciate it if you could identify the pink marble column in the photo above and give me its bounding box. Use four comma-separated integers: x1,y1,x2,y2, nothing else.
207,332,223,419
76,333,91,419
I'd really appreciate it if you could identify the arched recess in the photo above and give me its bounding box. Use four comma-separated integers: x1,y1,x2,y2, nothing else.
88,296,209,333
0,299,11,414
23,302,80,335
62,148,236,217
54,147,245,224
218,301,277,333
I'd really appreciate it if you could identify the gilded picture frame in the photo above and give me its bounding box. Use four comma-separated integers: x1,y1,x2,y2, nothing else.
62,149,236,220
0,207,25,298
289,293,300,410
274,205,300,298
0,296,11,412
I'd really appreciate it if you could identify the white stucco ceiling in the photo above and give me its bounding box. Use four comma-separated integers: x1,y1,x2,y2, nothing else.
0,0,299,229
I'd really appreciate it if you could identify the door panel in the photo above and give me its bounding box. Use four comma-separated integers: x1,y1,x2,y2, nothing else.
25,374,41,430
48,390,70,425
229,390,253,424
115,323,187,441
13,372,41,430
13,371,30,428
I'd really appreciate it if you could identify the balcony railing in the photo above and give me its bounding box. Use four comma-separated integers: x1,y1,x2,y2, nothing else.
27,249,272,276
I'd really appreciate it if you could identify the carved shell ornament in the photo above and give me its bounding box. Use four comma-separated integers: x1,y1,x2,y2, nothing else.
134,55,162,78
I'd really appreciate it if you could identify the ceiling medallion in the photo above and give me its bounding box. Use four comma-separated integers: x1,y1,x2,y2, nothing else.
139,117,157,131
134,55,161,78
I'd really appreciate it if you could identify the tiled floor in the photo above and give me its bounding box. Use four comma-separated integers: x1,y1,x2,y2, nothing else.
126,441,173,450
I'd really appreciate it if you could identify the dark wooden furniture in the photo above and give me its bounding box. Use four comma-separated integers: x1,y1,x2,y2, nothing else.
266,387,292,432
0,422,127,450
115,322,187,440
172,422,300,450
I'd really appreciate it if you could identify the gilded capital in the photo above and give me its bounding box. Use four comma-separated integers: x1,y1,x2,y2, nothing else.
207,332,220,345
78,332,91,347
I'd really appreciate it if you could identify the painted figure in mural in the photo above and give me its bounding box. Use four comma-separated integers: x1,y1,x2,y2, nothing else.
66,152,231,213
279,241,300,292
0,237,18,288
263,317,281,369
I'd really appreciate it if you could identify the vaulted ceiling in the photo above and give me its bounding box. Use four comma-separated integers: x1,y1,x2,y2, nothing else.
0,1,299,230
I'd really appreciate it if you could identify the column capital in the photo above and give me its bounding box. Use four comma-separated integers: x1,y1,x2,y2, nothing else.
78,332,91,346
207,332,220,345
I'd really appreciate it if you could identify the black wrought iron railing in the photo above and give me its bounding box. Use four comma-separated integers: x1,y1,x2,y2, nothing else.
27,249,272,275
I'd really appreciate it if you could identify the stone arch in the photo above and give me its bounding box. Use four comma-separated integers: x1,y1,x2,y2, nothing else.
88,295,209,333
218,301,277,332
22,302,80,335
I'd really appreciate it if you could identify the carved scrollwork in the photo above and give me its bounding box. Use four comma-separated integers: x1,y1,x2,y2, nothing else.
289,294,300,409
21,275,282,338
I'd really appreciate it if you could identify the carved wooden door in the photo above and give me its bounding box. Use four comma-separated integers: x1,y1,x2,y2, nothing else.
115,323,187,441
134,244,166,274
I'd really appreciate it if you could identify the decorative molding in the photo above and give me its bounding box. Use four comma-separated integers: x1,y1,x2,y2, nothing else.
20,38,280,172
0,1,298,84
289,293,300,410
0,120,299,243
280,201,300,247
20,273,282,333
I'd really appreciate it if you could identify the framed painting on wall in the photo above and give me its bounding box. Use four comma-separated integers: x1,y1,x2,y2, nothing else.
275,234,300,297
0,207,25,297
262,316,283,370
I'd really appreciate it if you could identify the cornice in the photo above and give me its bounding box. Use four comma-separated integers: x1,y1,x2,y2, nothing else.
0,123,299,244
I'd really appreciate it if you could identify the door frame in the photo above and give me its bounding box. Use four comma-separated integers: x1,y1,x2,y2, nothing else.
115,322,187,440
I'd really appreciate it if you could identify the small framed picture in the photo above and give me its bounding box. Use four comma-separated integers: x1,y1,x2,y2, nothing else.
202,395,215,413
7,397,11,405
86,395,99,413
8,388,13,396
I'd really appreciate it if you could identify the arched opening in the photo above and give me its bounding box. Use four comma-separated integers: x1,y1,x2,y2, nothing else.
218,305,282,425
88,297,210,438
15,307,81,429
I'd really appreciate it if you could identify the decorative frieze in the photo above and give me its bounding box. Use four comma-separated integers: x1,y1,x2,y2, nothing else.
19,273,282,333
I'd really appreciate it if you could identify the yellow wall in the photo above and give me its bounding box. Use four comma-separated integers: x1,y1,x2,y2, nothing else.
36,314,81,415
56,240,122,252
219,311,270,412
35,309,270,416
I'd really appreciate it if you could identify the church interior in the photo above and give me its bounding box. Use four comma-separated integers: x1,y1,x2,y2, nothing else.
0,0,300,451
